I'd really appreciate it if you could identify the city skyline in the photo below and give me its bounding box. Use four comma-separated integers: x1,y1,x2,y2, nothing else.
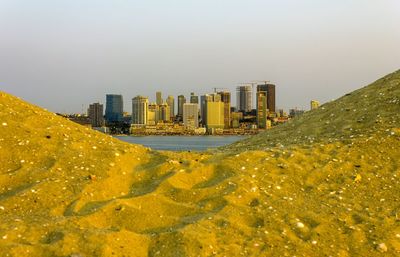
1,1,399,113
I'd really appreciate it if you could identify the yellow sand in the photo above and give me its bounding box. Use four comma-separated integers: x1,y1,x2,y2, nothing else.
0,70,399,256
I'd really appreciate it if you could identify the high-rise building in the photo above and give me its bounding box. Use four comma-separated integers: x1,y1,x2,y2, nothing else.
311,100,320,110
177,95,186,120
132,96,149,125
256,83,276,114
256,85,268,129
265,84,276,113
203,93,224,130
88,103,104,127
159,103,170,122
156,91,162,105
190,92,199,104
200,95,207,125
166,95,175,119
147,103,159,125
105,94,123,123
217,91,231,129
183,103,199,129
231,112,243,128
236,86,252,113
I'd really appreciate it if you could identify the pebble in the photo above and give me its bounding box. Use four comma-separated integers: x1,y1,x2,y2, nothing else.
296,222,305,228
1,122,7,126
377,243,387,253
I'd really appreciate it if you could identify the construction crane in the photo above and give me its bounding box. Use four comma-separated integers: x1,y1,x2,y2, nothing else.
252,80,271,86
238,82,257,92
212,87,229,93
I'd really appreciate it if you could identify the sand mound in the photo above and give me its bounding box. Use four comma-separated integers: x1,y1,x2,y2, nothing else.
0,70,399,256
224,69,400,151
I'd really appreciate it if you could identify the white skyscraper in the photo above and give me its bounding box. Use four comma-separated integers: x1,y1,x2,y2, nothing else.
132,96,149,125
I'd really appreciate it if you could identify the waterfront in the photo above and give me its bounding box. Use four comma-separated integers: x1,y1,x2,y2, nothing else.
115,135,245,151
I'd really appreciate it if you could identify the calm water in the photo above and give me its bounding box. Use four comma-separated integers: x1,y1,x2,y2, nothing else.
115,135,245,151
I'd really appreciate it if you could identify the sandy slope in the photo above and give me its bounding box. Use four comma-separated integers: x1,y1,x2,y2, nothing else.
0,70,399,257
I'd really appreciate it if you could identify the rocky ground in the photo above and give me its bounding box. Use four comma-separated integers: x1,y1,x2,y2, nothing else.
0,70,399,256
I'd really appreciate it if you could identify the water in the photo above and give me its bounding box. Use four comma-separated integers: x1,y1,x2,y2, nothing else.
114,135,245,151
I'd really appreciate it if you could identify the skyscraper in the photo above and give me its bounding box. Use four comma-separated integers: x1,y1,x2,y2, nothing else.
190,92,199,104
105,94,123,123
256,85,268,129
177,95,186,120
156,91,162,105
88,103,104,127
147,103,159,125
257,83,276,114
217,91,231,129
132,96,149,125
159,103,170,122
204,93,224,130
236,86,252,113
265,84,276,113
183,103,199,129
166,95,175,120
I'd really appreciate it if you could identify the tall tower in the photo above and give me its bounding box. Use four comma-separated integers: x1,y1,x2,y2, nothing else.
183,103,199,129
88,103,104,127
204,93,224,131
156,91,162,105
166,95,175,119
105,94,123,124
147,103,159,125
132,96,149,125
256,85,268,129
190,92,199,104
159,103,170,122
265,84,276,113
217,91,231,129
177,95,186,120
236,86,252,113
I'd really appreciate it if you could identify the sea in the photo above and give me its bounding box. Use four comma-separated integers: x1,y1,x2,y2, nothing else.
114,135,245,151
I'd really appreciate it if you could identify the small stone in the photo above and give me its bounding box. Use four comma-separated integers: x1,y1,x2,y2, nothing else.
354,174,362,183
377,243,387,253
2,122,7,126
296,222,305,228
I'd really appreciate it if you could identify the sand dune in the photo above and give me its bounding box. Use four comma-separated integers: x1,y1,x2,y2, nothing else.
0,70,399,256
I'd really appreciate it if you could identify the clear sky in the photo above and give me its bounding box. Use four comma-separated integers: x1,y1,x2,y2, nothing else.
0,0,399,113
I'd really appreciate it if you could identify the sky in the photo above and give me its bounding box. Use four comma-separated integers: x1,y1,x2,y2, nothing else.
0,0,399,113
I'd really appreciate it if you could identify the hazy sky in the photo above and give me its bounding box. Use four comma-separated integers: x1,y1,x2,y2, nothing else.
1,0,399,113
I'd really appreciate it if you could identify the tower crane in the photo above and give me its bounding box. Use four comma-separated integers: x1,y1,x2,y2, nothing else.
212,87,229,93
